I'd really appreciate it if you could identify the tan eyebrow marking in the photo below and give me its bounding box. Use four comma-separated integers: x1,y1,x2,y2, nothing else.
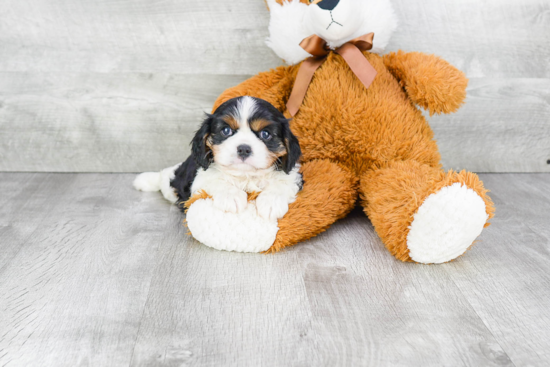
222,115,240,130
250,119,272,132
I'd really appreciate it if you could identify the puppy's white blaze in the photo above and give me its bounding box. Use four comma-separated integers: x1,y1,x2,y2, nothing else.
234,96,257,129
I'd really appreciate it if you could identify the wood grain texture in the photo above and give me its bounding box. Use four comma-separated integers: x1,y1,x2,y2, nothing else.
0,173,77,271
1,73,548,173
0,0,279,75
0,0,549,172
442,173,550,366
0,72,249,172
0,0,547,77
292,218,512,367
129,211,513,367
390,0,550,78
431,78,550,173
2,173,549,366
129,208,321,367
0,173,171,366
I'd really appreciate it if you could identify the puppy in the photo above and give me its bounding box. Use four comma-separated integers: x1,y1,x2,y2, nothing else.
133,96,303,220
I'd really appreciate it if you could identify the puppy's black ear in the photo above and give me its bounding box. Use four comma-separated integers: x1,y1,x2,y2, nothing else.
281,120,302,174
191,114,213,170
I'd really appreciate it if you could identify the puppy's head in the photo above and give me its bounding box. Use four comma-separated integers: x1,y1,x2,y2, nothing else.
192,96,301,174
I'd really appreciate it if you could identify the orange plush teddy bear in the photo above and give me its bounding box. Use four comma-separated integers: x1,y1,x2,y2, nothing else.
186,0,495,263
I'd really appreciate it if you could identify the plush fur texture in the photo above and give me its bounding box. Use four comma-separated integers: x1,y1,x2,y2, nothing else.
184,191,279,252
267,159,358,253
384,51,468,115
266,0,397,64
201,0,494,263
360,161,494,262
185,159,358,253
407,183,488,263
266,0,311,65
186,197,279,253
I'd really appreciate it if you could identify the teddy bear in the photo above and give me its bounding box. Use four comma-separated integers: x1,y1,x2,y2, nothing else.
184,0,495,263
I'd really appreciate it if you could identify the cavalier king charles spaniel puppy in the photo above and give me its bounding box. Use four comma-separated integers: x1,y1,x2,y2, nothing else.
133,96,302,220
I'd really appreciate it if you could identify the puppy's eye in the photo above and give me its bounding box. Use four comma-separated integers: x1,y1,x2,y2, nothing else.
222,127,233,136
260,130,272,140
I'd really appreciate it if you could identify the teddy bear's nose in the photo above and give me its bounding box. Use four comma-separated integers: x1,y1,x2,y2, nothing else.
317,0,340,11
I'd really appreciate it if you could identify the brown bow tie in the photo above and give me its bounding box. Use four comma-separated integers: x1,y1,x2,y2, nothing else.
287,33,377,117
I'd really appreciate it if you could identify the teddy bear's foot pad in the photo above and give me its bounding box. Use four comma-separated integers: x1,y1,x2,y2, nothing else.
186,198,278,253
406,183,488,264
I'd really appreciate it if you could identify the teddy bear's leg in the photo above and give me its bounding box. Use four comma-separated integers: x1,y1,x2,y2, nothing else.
359,160,495,263
266,159,358,253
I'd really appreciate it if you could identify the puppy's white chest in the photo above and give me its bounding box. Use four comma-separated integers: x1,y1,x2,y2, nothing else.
239,177,270,193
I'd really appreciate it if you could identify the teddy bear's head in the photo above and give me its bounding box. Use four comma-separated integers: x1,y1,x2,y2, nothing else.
265,0,398,65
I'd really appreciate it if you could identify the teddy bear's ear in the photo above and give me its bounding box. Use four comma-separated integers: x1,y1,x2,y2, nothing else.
357,0,398,54
265,0,312,65
264,0,294,10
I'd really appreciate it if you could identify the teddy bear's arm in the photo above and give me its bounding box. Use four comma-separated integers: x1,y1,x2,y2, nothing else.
212,65,296,113
383,51,468,116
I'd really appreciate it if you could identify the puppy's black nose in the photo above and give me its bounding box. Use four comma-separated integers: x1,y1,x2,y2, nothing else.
318,0,340,11
237,144,252,159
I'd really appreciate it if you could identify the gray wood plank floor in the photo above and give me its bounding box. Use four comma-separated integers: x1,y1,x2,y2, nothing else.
0,173,549,366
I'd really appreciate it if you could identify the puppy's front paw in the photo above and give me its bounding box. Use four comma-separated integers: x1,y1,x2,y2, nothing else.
212,189,248,214
256,192,289,221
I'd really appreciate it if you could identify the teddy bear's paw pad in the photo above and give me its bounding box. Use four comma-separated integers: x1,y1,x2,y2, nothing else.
406,183,488,264
186,198,278,253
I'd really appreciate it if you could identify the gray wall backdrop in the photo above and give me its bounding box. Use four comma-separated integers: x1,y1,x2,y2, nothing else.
0,0,548,173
